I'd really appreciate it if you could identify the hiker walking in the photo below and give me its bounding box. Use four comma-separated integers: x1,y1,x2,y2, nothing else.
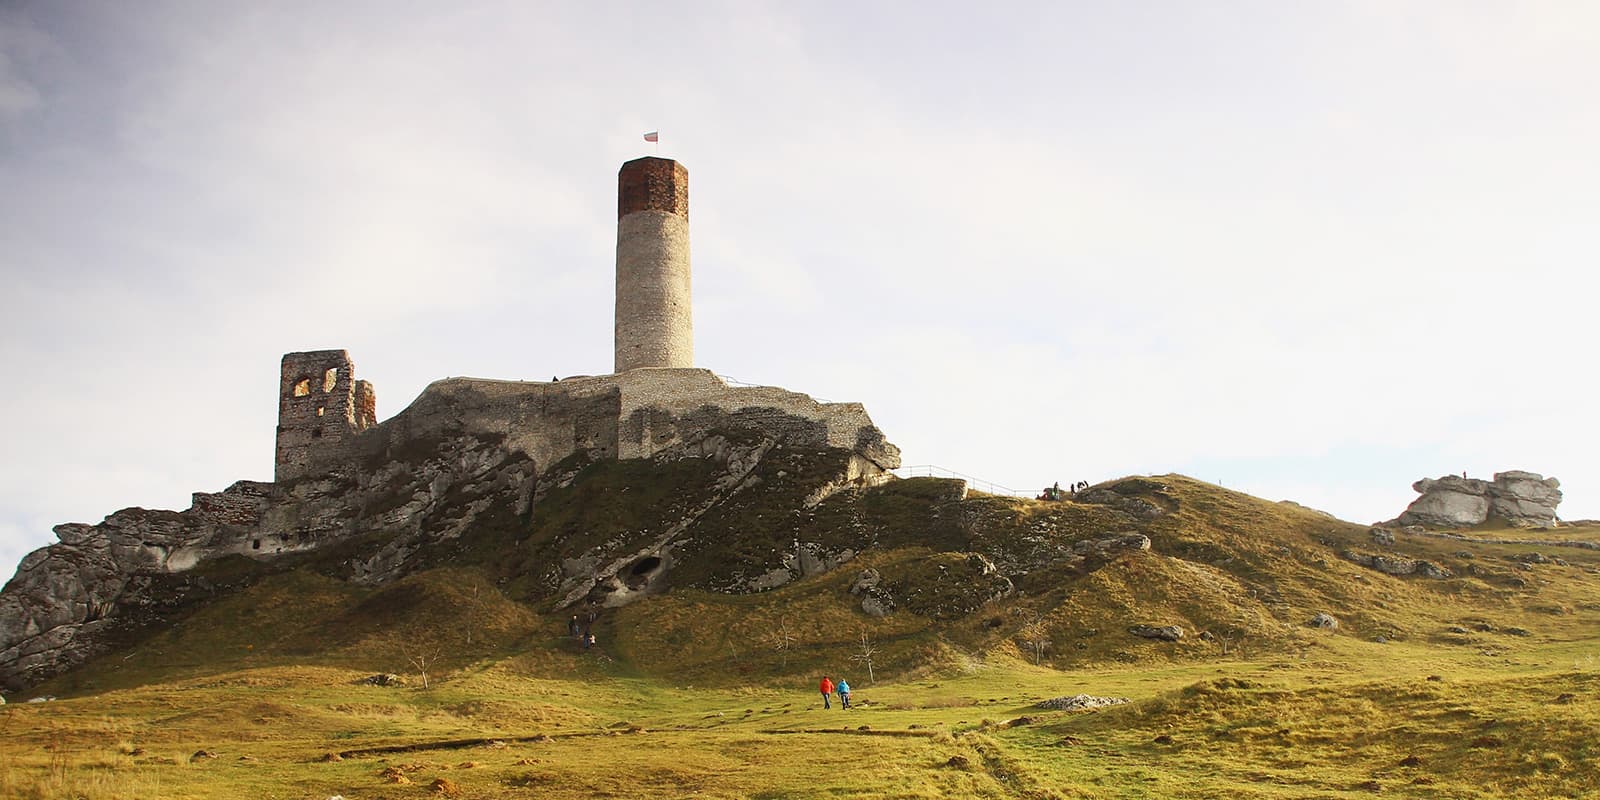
568,615,582,641
818,675,835,709
836,678,852,709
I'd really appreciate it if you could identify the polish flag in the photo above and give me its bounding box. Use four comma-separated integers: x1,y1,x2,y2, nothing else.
643,131,659,142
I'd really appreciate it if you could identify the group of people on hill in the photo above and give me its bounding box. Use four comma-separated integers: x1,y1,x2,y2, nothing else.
568,613,597,650
1039,480,1090,501
817,675,852,709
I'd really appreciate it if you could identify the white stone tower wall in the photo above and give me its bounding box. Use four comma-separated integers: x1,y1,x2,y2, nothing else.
616,211,691,370
615,157,693,372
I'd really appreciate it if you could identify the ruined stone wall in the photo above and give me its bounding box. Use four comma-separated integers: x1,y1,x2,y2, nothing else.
354,368,899,479
357,376,621,474
610,368,900,470
1,357,902,691
615,158,692,372
189,480,274,528
275,350,376,482
354,380,377,429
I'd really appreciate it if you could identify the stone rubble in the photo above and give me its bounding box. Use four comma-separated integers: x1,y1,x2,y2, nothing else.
1034,694,1131,711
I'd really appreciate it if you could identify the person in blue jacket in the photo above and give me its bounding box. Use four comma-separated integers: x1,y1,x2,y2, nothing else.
836,678,852,709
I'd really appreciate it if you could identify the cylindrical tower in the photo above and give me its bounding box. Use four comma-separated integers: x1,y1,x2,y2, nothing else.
615,157,692,372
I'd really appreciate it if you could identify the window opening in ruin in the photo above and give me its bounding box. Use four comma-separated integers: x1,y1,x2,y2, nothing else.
293,378,312,397
323,368,338,393
311,428,322,439
252,539,261,550
317,407,325,417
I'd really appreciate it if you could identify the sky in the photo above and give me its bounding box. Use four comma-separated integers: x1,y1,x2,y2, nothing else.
2,1,1597,576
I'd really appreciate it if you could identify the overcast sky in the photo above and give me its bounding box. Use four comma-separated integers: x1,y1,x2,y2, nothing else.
3,1,1597,575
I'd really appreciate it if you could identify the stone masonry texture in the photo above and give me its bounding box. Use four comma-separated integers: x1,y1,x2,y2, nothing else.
276,350,377,482
617,156,689,218
616,157,692,372
0,354,902,691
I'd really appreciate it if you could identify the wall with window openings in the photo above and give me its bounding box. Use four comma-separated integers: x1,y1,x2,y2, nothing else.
274,349,377,481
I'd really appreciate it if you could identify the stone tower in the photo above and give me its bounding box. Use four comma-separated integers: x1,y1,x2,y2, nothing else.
274,349,377,482
614,157,692,372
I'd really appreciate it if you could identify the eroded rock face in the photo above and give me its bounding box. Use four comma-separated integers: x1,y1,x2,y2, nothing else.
1129,624,1184,642
848,568,895,617
882,553,1014,620
1397,471,1562,529
0,372,902,693
1341,550,1452,579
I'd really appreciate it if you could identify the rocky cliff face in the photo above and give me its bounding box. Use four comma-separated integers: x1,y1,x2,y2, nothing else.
0,372,902,692
1396,471,1563,529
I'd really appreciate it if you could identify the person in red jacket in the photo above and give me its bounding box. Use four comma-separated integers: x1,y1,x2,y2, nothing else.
818,675,835,709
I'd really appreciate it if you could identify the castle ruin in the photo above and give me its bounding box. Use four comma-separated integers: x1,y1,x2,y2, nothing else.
0,155,900,691
275,350,377,481
273,156,897,485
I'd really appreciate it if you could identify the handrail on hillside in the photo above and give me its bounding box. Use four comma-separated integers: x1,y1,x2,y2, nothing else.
890,465,1035,498
715,373,834,404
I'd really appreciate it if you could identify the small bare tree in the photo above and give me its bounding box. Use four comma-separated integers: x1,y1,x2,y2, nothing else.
766,616,797,670
401,642,442,689
849,630,879,685
1214,626,1246,658
1017,611,1052,665
464,584,481,647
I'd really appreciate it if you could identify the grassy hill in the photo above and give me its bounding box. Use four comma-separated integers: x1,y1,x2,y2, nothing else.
4,473,1600,798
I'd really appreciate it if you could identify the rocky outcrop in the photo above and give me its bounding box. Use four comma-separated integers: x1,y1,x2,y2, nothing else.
848,569,895,617
1071,534,1152,557
1340,550,1452,579
0,371,902,693
1075,484,1169,521
0,481,274,690
1129,624,1184,642
1035,694,1130,711
880,553,1014,620
1397,471,1562,529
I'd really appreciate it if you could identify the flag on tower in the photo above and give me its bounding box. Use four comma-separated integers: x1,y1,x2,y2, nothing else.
643,131,659,143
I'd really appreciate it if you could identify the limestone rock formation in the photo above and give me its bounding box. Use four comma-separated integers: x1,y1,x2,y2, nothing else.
1397,471,1563,529
1129,624,1184,642
0,369,901,692
0,481,272,690
1340,550,1452,579
848,569,895,617
878,553,1014,621
1034,694,1130,711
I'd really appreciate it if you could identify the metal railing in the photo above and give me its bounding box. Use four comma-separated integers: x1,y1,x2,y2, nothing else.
891,465,1036,497
715,374,834,404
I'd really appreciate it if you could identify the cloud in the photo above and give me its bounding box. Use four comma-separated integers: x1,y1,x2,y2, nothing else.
0,12,47,120
1,2,1597,575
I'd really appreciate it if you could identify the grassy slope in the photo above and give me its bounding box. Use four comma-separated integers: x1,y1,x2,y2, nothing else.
4,476,1600,799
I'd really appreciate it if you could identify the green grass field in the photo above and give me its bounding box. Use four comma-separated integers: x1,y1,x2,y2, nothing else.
3,636,1598,799
5,477,1599,798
